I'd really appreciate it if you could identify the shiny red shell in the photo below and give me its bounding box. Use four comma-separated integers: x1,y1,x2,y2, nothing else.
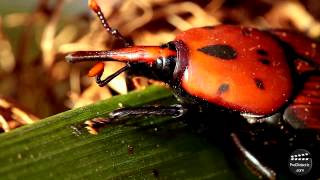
174,25,293,115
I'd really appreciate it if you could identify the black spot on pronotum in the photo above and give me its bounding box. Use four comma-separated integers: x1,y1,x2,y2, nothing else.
254,78,265,89
258,58,270,65
198,45,237,60
256,49,268,56
217,83,230,94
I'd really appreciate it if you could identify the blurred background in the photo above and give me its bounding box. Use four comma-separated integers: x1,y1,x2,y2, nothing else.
0,0,319,131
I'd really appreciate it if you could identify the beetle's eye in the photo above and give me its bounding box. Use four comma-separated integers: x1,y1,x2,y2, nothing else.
152,55,176,82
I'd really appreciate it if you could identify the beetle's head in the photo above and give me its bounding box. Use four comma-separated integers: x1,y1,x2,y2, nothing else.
65,43,178,86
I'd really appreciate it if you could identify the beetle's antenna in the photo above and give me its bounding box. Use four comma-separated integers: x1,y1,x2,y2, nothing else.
88,0,130,46
96,64,130,87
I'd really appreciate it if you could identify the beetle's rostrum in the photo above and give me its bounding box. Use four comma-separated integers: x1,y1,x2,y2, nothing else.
66,45,178,83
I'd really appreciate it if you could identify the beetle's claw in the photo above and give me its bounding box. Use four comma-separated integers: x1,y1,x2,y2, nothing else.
85,117,112,135
85,126,98,135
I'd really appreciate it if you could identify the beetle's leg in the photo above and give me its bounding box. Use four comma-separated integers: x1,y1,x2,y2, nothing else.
85,104,189,134
230,133,276,180
88,0,131,46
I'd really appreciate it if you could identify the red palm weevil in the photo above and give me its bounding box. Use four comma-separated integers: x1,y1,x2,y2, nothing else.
66,0,320,179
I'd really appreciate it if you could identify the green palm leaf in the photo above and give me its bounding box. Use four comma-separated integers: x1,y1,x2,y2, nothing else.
0,86,255,179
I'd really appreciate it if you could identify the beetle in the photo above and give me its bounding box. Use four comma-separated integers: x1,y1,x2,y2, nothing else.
66,0,320,179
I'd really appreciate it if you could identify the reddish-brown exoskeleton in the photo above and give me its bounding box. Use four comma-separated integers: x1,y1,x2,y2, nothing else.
66,0,320,179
